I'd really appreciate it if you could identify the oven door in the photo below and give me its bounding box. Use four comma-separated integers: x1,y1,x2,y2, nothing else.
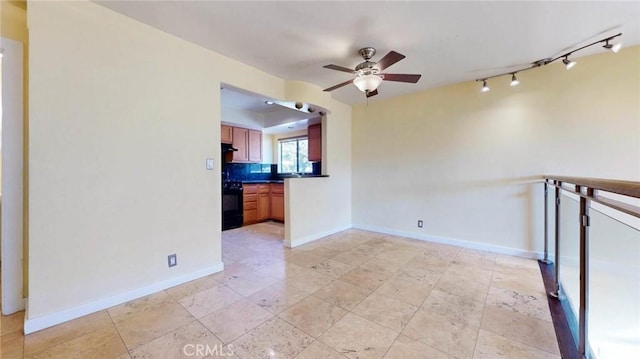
222,188,243,230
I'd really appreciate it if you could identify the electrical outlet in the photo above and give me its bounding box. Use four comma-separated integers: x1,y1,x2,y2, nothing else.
417,220,424,228
168,254,177,267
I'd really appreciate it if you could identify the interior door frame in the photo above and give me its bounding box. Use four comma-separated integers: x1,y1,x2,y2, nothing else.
1,37,26,315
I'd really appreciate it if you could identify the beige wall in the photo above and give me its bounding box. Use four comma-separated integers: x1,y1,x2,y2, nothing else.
352,47,640,255
27,0,352,330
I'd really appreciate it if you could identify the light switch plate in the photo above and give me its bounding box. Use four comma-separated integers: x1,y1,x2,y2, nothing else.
206,158,214,170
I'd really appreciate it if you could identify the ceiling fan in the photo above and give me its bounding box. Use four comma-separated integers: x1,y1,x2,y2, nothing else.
323,47,422,98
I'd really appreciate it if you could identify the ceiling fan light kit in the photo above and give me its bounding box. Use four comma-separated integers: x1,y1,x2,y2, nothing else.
323,47,421,98
476,32,622,92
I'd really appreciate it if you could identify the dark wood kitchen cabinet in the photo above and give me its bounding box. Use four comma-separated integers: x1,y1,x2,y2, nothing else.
221,125,233,144
308,123,321,162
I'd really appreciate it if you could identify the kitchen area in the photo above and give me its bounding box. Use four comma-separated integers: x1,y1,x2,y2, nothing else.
221,85,327,231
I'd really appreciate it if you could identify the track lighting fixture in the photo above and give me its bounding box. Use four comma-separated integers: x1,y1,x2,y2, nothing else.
562,56,577,70
480,80,490,93
474,32,622,92
510,74,519,87
603,40,622,53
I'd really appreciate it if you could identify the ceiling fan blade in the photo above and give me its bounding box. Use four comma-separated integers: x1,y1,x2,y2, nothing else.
380,73,422,83
376,51,405,71
366,89,378,98
323,79,354,92
323,64,355,73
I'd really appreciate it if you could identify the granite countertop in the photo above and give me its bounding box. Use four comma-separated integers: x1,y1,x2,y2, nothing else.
242,175,329,184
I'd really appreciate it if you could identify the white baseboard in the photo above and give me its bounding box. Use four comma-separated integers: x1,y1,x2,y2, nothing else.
352,224,543,260
284,224,352,248
24,262,224,334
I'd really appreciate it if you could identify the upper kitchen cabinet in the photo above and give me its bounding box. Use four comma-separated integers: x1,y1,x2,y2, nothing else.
221,125,233,144
248,129,262,163
226,125,263,163
308,123,321,162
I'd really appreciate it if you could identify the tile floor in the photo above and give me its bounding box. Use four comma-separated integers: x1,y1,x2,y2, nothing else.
0,222,560,358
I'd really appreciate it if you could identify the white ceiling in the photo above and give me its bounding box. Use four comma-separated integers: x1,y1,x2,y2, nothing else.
97,1,640,105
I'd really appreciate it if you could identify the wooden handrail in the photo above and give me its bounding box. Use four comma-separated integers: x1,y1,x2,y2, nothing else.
545,176,640,199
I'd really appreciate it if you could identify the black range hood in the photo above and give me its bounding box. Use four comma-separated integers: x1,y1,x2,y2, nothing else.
222,143,238,152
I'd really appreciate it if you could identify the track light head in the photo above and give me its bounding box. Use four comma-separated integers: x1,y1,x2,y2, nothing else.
563,56,576,70
480,80,490,93
603,40,622,53
510,74,519,87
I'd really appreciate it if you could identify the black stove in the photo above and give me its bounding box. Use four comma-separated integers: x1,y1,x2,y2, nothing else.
222,180,243,230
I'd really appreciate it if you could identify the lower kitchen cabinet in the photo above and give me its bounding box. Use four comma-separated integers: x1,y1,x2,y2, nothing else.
243,183,284,226
257,184,271,222
243,184,258,226
270,184,284,222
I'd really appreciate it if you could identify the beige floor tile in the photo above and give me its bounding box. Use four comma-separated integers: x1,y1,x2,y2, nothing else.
284,265,335,293
279,296,347,337
422,289,484,327
359,257,407,275
481,305,559,355
296,340,347,359
199,299,274,343
108,292,177,323
177,284,243,318
310,259,354,279
113,300,195,350
340,267,391,292
403,255,451,273
374,275,433,306
384,335,454,359
314,280,370,310
352,293,418,333
402,308,478,359
286,252,328,268
231,317,313,358
394,267,442,287
486,286,551,322
1,311,25,336
494,255,540,271
237,254,285,272
25,327,127,359
474,329,560,359
24,310,114,357
210,262,255,283
443,263,493,284
491,266,546,295
375,249,420,264
221,269,281,297
129,320,228,358
1,331,25,359
453,249,497,268
435,276,490,303
247,281,310,314
165,275,219,302
332,247,375,265
319,313,398,359
421,243,461,262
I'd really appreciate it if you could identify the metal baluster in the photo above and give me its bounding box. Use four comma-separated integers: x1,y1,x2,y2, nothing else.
541,180,552,264
578,187,592,358
550,181,562,298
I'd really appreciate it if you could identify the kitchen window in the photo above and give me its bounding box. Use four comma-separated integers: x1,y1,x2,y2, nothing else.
278,136,312,174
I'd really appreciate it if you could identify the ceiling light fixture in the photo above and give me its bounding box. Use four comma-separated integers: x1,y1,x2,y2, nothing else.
264,100,274,105
510,73,520,87
563,56,577,70
480,80,490,93
353,73,383,94
474,32,622,91
603,40,622,53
